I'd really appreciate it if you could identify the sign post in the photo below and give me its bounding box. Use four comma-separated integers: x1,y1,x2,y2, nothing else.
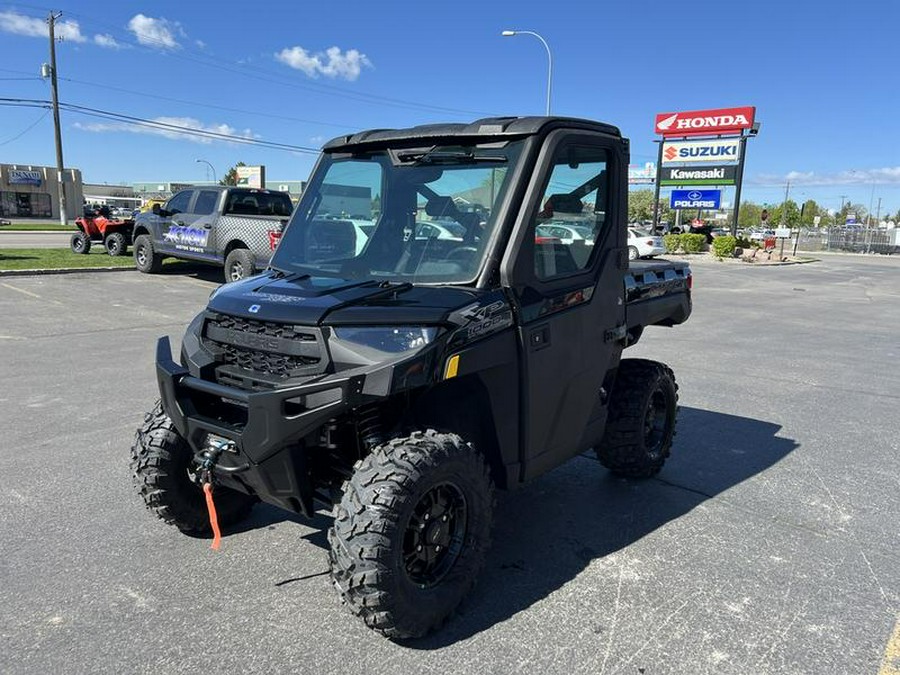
651,139,664,231
731,135,748,237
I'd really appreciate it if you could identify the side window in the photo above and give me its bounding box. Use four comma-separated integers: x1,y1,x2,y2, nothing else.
531,146,609,280
166,190,193,215
193,190,219,216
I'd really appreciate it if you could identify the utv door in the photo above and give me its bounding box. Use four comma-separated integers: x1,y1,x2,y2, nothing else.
501,130,628,481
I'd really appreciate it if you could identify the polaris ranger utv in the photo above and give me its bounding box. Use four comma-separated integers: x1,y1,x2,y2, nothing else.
132,116,692,639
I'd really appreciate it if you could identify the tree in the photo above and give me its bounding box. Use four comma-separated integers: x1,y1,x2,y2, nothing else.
770,200,801,227
220,162,247,186
737,201,763,229
627,189,670,224
800,199,819,227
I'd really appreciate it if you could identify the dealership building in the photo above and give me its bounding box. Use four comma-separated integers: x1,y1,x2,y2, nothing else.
0,163,83,220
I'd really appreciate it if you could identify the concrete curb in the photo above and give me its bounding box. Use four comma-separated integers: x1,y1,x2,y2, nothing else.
0,266,136,277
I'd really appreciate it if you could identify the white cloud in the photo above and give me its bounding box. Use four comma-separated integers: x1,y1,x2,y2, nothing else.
195,39,206,49
0,10,86,42
752,167,900,187
94,33,125,49
127,14,183,49
275,45,372,81
74,116,257,145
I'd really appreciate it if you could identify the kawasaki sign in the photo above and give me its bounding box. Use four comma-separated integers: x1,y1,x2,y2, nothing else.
661,138,741,164
670,189,721,209
655,106,755,136
659,165,737,186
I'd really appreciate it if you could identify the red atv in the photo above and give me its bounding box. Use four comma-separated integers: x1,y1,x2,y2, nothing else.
71,205,135,256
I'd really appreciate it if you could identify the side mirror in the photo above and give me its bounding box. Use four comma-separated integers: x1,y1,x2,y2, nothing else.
152,203,162,215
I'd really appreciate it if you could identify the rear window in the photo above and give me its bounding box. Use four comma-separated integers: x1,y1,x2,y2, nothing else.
224,190,294,217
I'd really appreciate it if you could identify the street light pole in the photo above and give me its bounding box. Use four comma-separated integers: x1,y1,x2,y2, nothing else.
195,159,217,184
501,30,552,116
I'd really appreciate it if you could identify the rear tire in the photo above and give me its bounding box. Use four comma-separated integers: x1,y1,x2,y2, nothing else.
105,231,128,256
596,359,678,478
627,245,639,261
224,248,255,282
328,430,494,639
70,231,91,254
131,400,256,534
133,234,163,273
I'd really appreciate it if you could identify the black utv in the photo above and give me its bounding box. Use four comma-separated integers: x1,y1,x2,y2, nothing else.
132,116,692,639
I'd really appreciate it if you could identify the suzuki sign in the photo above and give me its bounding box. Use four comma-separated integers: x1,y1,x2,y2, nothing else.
655,106,756,136
661,139,741,164
670,189,721,210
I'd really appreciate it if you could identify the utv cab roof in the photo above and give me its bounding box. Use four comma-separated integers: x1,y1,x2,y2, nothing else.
322,116,623,153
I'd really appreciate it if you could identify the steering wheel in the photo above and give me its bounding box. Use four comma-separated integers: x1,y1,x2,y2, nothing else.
444,246,478,263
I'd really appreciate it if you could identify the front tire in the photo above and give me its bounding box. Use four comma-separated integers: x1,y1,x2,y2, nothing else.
224,248,255,282
627,245,639,261
596,359,678,478
328,430,494,639
70,231,91,254
133,234,163,273
105,231,128,256
131,401,256,534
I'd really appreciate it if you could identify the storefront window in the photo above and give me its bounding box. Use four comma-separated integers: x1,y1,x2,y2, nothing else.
0,192,52,218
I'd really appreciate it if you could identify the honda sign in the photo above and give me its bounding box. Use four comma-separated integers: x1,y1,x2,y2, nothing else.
655,106,755,136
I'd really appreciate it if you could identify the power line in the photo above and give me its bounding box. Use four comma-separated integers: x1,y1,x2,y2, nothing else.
0,97,321,153
0,109,50,146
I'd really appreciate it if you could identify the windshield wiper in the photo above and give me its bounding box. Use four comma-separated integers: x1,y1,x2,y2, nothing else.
399,149,507,166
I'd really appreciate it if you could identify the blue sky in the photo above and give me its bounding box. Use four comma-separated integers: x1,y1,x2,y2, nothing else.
1,0,898,216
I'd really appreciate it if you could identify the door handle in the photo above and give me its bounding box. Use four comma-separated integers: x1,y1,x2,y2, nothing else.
529,325,551,351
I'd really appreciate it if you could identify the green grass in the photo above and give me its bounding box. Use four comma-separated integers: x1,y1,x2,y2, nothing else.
0,248,136,270
0,223,73,231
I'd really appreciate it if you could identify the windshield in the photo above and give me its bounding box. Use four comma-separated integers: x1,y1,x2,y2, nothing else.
270,140,525,283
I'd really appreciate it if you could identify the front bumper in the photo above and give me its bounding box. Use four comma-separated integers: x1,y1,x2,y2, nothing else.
156,337,366,516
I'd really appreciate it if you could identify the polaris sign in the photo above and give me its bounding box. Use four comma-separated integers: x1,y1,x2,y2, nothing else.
661,139,741,164
670,189,721,210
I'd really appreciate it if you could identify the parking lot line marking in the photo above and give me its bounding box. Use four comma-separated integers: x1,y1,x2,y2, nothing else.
880,616,900,675
1,282,42,299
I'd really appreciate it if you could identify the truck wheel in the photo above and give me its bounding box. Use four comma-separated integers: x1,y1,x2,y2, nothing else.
105,231,128,256
224,248,255,282
627,245,639,261
133,234,163,273
70,231,91,254
131,400,256,534
328,430,494,639
596,359,678,478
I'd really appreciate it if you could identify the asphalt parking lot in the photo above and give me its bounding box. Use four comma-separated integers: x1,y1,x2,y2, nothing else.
1,255,898,674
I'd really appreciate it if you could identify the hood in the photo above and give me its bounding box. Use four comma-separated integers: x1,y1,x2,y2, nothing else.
207,271,481,326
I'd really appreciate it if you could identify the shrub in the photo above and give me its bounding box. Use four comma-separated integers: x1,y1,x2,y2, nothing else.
735,236,754,248
680,233,707,254
711,235,737,258
663,233,681,253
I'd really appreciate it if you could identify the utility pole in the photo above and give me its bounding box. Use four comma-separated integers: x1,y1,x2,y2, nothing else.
780,180,791,225
47,11,67,225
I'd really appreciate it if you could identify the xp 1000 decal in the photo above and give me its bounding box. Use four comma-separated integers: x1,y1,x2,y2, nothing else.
164,225,209,253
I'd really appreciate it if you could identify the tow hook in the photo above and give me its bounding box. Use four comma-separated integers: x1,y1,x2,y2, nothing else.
195,437,235,551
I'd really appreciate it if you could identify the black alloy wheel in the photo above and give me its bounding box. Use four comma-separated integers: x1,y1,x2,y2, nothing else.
403,482,468,587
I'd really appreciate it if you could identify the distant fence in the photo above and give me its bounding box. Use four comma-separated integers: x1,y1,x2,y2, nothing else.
794,228,898,254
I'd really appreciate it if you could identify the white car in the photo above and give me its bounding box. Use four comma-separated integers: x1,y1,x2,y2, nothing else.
627,228,666,260
535,223,595,245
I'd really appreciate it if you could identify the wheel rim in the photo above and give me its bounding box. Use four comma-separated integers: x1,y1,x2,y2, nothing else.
74,237,84,252
403,482,467,587
644,389,669,455
136,245,147,266
230,261,243,281
629,247,638,260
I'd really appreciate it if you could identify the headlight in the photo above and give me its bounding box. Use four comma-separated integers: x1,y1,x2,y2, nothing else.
333,326,438,353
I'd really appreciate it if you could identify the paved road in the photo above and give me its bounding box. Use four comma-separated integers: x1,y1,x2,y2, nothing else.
0,255,897,674
0,231,72,248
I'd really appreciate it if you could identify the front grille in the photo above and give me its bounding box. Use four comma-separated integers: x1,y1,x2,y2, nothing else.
202,313,327,384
